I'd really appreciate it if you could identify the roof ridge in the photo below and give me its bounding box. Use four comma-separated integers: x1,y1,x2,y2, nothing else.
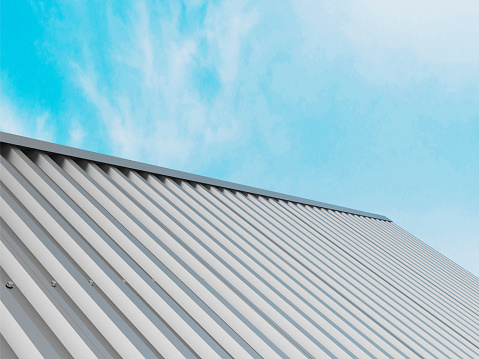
0,131,391,221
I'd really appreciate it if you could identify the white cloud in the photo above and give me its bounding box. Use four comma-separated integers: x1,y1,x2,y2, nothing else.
0,95,55,142
56,1,258,169
205,1,259,84
165,40,197,102
34,112,55,142
0,98,25,135
344,0,479,64
68,119,87,148
136,2,158,90
73,65,147,160
292,0,479,85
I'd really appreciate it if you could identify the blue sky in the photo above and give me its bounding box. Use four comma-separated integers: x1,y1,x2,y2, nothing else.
1,0,478,276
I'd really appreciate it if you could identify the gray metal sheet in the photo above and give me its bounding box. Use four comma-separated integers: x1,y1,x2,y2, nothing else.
0,131,390,221
1,136,478,358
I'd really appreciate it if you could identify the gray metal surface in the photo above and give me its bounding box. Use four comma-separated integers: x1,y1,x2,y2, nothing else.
0,131,390,221
1,136,478,358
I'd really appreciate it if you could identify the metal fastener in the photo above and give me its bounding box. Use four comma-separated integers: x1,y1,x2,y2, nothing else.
5,281,14,289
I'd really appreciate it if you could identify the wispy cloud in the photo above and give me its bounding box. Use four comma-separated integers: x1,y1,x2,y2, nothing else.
0,93,55,143
344,0,479,63
67,119,87,148
293,0,479,86
205,1,259,84
7,0,479,171
30,1,260,169
0,97,26,136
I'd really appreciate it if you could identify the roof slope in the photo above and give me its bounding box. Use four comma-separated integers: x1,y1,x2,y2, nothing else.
1,133,478,358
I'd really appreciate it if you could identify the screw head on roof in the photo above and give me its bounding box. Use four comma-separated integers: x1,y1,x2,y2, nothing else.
5,281,14,289
88,279,94,286
51,280,57,287
122,279,127,283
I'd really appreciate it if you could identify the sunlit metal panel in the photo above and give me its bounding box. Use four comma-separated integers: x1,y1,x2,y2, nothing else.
1,132,478,358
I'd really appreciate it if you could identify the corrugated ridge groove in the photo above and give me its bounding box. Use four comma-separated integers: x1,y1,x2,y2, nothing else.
1,219,120,358
330,211,479,321
210,186,479,358
152,174,403,358
198,185,432,358
1,153,166,358
371,218,479,303
236,191,478,356
0,131,390,221
279,201,479,335
138,172,389,358
73,162,298,355
2,141,478,359
272,200,479,349
166,177,419,358
88,161,317,358
34,151,239,359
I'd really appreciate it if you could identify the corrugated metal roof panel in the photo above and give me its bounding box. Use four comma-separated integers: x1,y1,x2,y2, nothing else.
0,132,390,221
1,132,478,358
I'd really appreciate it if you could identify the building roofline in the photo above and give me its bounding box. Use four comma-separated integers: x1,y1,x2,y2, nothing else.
0,131,391,221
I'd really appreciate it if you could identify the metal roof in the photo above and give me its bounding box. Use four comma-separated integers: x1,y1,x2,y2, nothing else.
1,132,478,358
0,132,390,221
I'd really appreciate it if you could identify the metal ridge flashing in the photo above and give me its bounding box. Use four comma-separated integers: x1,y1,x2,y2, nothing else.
0,131,391,221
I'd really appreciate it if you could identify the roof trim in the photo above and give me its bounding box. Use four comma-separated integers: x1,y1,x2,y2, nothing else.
0,131,391,221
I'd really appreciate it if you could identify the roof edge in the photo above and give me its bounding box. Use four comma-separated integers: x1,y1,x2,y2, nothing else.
0,132,391,221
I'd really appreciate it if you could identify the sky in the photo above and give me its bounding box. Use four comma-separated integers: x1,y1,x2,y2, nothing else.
1,0,478,276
